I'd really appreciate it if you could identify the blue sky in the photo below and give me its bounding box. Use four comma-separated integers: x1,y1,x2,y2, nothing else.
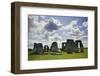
28,15,88,49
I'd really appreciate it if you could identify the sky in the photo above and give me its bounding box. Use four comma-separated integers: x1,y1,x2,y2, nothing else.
28,15,88,49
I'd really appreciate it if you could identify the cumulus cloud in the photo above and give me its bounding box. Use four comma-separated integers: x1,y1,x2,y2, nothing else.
57,20,82,40
28,15,88,49
82,21,88,27
49,17,63,27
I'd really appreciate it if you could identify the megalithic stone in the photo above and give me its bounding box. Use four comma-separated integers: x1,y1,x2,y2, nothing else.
75,40,84,53
51,42,58,52
66,39,75,53
74,41,79,53
33,43,38,54
80,41,84,52
37,43,44,54
62,42,66,51
44,45,49,52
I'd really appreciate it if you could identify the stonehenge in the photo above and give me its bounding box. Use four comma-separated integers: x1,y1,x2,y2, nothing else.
33,43,44,54
62,39,84,53
44,45,49,52
50,42,59,52
32,39,84,55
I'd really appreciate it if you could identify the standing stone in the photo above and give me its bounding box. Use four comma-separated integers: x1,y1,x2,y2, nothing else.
62,42,66,51
33,43,44,54
50,42,58,52
37,43,44,54
65,39,75,53
75,40,84,53
44,45,49,52
74,41,79,53
80,40,84,52
33,43,38,54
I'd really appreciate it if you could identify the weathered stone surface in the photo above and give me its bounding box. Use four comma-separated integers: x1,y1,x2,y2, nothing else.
33,43,38,54
33,43,44,54
50,42,58,52
62,42,66,51
66,39,75,53
33,39,84,55
74,41,79,53
61,39,84,53
44,45,49,52
75,40,84,52
37,43,44,54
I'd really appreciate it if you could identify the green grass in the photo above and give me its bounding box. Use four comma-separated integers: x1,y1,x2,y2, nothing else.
28,48,88,61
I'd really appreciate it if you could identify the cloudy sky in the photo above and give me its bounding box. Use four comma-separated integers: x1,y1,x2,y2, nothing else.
28,15,88,49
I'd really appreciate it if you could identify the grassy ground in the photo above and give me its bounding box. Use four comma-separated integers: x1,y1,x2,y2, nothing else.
28,48,88,61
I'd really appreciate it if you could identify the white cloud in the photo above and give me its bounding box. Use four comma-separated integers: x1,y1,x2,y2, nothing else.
82,21,88,27
28,16,88,49
55,20,88,47
79,21,88,30
58,20,82,40
70,20,77,25
48,17,63,27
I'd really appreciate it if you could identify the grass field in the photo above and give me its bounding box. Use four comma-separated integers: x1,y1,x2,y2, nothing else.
28,48,88,61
